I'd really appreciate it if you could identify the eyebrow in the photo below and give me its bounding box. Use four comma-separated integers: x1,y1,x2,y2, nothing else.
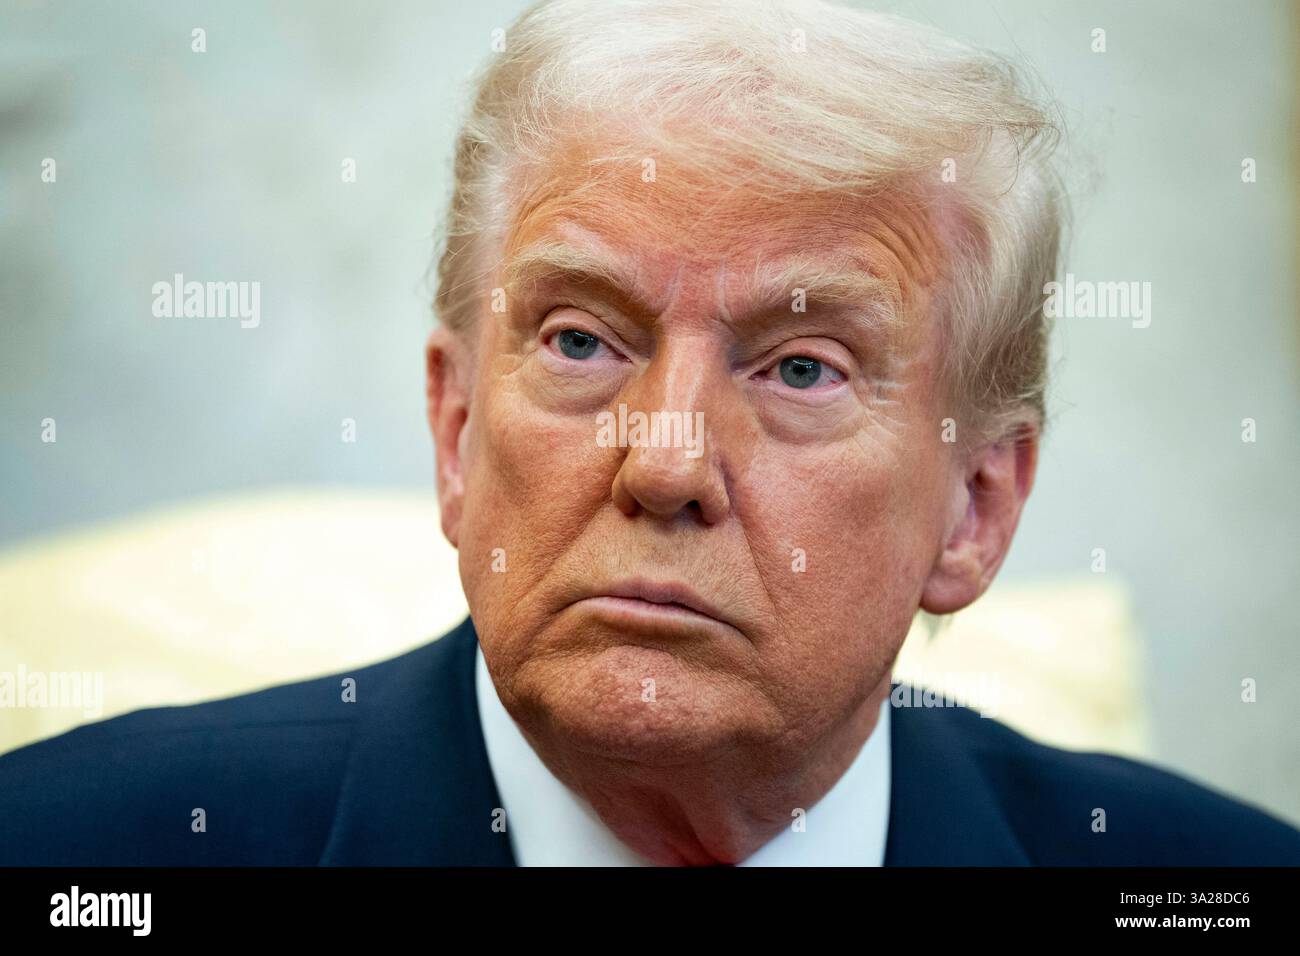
501,238,658,318
501,238,904,334
727,253,904,332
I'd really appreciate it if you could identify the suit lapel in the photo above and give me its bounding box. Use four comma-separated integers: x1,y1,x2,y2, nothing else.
318,617,515,865
884,686,1031,865
318,630,1027,866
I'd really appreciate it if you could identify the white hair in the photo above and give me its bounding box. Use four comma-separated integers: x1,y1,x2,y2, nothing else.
434,0,1064,442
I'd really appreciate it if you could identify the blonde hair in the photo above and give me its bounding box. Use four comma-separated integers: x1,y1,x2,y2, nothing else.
434,0,1063,443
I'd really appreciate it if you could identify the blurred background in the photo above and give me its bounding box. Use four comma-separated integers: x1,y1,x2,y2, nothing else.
1,0,1298,827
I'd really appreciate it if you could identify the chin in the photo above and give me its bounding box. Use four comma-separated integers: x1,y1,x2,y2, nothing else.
509,644,754,767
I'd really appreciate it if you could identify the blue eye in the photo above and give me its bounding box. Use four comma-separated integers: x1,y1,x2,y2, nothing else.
779,356,823,389
556,329,601,359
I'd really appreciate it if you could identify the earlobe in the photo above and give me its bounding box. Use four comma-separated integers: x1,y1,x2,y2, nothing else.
425,326,470,547
919,479,984,615
919,432,1039,615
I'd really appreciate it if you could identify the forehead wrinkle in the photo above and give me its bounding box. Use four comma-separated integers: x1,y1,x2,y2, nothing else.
847,197,948,294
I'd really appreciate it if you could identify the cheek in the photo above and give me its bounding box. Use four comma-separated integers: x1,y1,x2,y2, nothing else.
456,367,615,633
738,435,943,696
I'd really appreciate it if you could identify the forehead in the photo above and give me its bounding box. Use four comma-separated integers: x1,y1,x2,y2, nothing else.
499,140,947,313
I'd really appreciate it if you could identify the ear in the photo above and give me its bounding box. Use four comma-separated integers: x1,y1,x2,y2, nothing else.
425,325,471,548
919,429,1039,615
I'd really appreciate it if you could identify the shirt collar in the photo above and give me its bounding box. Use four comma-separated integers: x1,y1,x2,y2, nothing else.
476,642,891,866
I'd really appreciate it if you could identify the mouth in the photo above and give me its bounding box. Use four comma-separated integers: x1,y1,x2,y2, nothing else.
572,579,738,635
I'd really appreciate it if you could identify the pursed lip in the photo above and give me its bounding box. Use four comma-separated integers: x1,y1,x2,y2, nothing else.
574,578,737,632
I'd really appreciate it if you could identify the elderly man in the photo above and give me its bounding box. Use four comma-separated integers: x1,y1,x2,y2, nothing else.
1,0,1298,867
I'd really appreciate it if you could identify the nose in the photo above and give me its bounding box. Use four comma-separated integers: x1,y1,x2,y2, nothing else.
609,346,731,526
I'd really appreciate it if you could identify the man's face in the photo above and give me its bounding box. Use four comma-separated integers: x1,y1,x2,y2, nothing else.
443,157,964,770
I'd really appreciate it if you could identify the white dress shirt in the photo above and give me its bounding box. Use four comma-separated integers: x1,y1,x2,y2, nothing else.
475,643,891,866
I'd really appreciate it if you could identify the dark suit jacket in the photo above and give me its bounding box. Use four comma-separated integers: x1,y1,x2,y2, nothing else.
2,617,1297,865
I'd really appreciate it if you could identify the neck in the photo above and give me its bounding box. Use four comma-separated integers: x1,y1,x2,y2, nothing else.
519,675,893,866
